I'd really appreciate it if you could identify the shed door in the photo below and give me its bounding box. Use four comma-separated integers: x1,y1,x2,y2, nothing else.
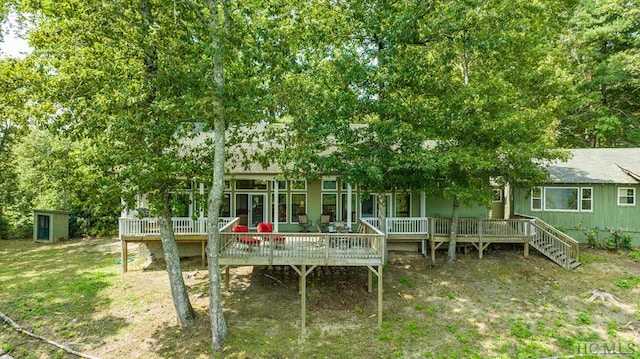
37,215,50,241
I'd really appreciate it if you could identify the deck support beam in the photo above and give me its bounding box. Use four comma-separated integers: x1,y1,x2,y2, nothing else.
367,265,383,327
291,264,317,329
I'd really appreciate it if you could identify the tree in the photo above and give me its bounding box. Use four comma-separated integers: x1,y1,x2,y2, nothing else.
275,0,571,262
21,0,199,326
559,0,640,147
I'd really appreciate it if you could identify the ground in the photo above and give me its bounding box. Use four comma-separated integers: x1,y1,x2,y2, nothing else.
0,238,639,358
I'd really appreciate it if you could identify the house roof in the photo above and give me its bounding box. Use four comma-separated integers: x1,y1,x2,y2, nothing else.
545,148,640,184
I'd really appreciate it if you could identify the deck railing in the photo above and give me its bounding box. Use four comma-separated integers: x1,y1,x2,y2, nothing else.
429,218,532,238
386,217,428,234
218,219,384,261
119,217,234,236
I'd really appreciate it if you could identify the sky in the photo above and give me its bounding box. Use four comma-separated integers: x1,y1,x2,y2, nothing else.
1,12,32,59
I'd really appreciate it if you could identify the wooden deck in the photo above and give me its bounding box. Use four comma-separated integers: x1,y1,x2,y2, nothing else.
427,218,533,261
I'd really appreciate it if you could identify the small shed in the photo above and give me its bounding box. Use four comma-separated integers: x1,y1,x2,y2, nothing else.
33,209,70,243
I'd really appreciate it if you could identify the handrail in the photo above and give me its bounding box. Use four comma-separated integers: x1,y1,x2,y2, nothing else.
119,217,235,236
386,217,428,234
530,217,580,264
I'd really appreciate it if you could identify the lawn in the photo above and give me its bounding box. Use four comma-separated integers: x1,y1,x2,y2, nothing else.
1,238,639,358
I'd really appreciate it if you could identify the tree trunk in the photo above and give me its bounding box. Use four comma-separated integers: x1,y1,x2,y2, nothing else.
157,194,196,326
376,193,386,233
206,0,228,351
447,196,460,263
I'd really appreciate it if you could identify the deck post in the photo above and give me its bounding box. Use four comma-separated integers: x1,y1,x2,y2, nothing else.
378,264,383,327
121,240,128,273
524,242,529,257
347,184,353,229
301,265,307,329
368,268,372,293
201,241,206,266
224,266,230,291
274,180,279,233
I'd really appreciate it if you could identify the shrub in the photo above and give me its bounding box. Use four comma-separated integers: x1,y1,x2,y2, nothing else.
605,227,634,251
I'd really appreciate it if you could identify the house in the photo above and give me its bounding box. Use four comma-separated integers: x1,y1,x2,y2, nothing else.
513,148,640,245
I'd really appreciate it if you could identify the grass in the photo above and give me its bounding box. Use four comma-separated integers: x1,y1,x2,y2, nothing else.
0,240,639,358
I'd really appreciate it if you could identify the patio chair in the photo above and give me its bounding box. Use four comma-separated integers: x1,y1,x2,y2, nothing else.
232,225,260,250
257,222,285,249
298,214,311,232
318,214,331,232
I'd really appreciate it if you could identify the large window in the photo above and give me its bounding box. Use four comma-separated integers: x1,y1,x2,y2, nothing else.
361,195,376,217
395,193,411,217
169,192,192,217
618,188,636,206
545,187,579,211
291,193,307,223
322,193,337,221
532,186,593,212
272,193,287,222
341,193,357,222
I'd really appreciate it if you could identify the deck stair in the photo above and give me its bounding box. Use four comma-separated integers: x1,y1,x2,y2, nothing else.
528,218,581,269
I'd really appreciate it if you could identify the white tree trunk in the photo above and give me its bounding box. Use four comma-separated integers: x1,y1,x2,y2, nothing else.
206,0,228,351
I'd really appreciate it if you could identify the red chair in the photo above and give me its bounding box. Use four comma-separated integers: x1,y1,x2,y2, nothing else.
232,225,260,250
257,222,286,249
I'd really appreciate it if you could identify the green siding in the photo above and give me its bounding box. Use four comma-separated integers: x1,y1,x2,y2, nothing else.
425,197,489,218
514,184,640,243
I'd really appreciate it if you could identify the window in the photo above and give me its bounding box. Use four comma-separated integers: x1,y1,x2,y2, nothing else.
290,180,306,191
533,186,593,212
544,187,579,211
492,189,502,202
169,192,192,217
531,187,542,211
581,188,592,211
322,179,337,190
361,195,376,217
340,193,357,221
272,193,287,222
395,193,411,217
322,193,337,221
235,180,267,190
618,188,636,206
272,180,287,190
291,193,307,222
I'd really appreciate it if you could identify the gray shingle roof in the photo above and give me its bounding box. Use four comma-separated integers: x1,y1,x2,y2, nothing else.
545,148,640,184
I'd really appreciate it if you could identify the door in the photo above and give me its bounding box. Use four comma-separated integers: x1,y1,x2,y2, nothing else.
37,215,50,241
235,193,267,227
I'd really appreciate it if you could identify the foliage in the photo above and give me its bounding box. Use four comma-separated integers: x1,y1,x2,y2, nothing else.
576,223,604,249
605,227,634,250
613,276,640,289
559,0,640,147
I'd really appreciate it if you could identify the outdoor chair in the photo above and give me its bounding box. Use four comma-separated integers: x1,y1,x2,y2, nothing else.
257,222,285,249
232,225,260,250
298,214,311,232
318,214,331,232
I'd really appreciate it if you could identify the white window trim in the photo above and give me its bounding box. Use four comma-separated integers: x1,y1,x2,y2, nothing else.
321,177,338,191
617,187,636,206
531,187,542,211
580,187,593,212
271,180,287,190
